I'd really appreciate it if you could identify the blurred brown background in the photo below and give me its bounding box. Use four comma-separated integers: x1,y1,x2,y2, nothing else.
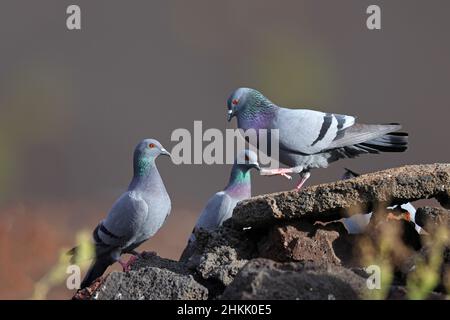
0,0,449,299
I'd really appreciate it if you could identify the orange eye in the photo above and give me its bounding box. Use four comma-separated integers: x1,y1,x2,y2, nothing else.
232,99,239,105
149,143,155,148
245,155,250,161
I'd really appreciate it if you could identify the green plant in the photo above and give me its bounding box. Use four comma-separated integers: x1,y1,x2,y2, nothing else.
30,230,93,300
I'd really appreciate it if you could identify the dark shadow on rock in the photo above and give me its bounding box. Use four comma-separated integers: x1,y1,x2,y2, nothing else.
415,206,450,233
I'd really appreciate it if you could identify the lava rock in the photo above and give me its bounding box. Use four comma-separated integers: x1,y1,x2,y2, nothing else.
221,259,367,300
257,221,355,266
129,251,189,274
181,221,258,294
92,267,208,300
415,206,450,232
232,164,450,228
73,164,450,301
78,252,208,300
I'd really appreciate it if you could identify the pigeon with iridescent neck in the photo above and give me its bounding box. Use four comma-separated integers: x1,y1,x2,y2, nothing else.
187,150,260,246
70,139,172,289
227,88,408,190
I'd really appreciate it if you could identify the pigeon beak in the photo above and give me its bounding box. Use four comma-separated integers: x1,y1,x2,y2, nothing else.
227,109,234,122
160,148,172,158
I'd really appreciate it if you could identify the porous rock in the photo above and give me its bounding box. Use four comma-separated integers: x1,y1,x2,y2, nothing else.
182,222,257,292
415,206,450,232
79,252,208,300
232,164,450,228
221,259,367,300
93,267,208,300
257,221,356,266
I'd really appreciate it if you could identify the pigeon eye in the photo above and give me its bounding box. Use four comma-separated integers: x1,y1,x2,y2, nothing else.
232,99,239,105
148,143,155,149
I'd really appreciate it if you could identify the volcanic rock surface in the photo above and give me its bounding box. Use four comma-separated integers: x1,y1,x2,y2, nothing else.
74,164,450,300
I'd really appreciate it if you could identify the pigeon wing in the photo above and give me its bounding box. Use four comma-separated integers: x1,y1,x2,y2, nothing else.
95,191,149,252
195,191,234,231
275,108,355,155
325,123,403,150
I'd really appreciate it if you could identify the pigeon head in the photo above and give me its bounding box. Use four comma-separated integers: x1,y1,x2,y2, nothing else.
133,139,171,176
226,88,273,122
234,149,260,172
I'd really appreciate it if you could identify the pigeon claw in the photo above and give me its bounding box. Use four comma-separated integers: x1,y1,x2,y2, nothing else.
295,171,311,192
259,168,295,180
280,173,292,180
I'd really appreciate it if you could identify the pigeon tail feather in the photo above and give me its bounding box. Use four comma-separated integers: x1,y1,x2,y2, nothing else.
358,131,408,153
80,258,112,289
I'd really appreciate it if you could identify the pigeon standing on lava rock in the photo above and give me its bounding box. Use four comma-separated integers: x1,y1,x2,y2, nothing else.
190,149,260,240
70,139,172,289
226,88,408,190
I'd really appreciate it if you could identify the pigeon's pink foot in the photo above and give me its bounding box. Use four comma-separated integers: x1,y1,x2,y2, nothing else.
260,168,294,180
119,255,138,272
295,172,311,191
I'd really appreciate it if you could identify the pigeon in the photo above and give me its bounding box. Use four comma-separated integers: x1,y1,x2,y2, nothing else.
226,88,408,190
69,139,172,289
190,149,260,240
340,168,420,234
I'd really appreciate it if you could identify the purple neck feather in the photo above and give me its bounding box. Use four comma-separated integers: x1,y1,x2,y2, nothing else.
225,165,252,199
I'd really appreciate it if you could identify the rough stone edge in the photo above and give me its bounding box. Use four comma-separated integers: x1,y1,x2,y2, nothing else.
232,163,450,228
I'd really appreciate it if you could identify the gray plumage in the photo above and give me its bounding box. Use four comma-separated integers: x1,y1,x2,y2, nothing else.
227,88,408,182
194,192,235,235
190,150,260,241
71,139,172,288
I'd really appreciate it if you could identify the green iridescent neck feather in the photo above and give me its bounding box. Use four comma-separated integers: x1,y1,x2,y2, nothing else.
241,91,275,119
226,165,251,192
233,168,251,183
248,90,268,107
135,156,154,176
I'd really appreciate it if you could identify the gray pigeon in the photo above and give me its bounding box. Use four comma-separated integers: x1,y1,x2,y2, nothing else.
70,139,172,289
227,88,408,190
190,149,260,240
